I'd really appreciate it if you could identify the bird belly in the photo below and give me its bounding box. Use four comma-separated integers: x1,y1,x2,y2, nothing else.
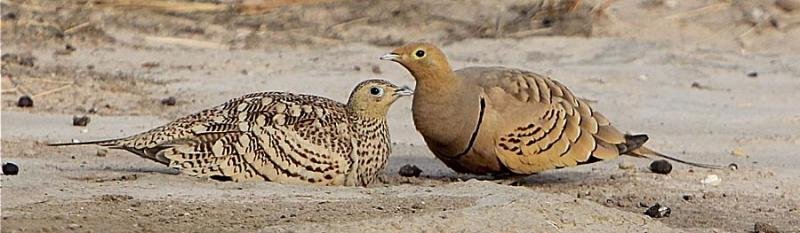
425,135,505,175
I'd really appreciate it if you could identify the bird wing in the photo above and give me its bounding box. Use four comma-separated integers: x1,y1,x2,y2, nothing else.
117,92,354,184
460,67,627,174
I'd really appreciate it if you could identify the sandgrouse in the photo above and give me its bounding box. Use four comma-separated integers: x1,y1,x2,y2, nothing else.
49,79,413,186
380,43,722,177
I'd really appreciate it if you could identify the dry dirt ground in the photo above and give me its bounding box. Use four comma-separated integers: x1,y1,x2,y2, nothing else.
2,0,800,232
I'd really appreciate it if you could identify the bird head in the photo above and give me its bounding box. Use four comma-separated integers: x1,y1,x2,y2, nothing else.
380,43,453,81
347,79,413,118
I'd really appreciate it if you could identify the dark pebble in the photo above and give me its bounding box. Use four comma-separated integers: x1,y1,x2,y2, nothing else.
644,203,671,218
682,194,694,201
747,71,759,77
2,53,35,66
17,95,33,107
65,44,76,51
398,164,422,177
371,65,382,74
72,115,91,126
3,162,19,175
141,62,160,68
729,163,738,170
161,96,177,106
649,160,672,174
754,222,781,233
2,12,16,20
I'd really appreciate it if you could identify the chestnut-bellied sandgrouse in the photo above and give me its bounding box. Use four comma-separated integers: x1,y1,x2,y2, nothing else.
380,43,723,177
49,79,413,186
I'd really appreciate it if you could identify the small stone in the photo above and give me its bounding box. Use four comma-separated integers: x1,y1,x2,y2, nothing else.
644,203,671,218
17,96,33,107
141,62,160,68
2,12,17,20
161,96,177,106
729,163,738,171
690,82,710,90
682,194,694,201
730,147,747,157
2,162,19,175
649,160,672,174
96,148,108,157
411,202,425,209
747,71,759,78
65,44,76,51
701,174,722,186
776,0,800,12
398,164,422,177
72,115,91,126
2,53,35,66
353,65,361,71
618,161,635,170
67,224,81,230
371,65,382,74
754,222,781,233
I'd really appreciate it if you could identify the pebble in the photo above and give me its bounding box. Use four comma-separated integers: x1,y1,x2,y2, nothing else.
96,148,109,157
682,194,694,201
618,161,635,170
2,162,19,175
747,71,759,78
728,163,738,171
1,53,35,66
730,147,747,157
649,160,672,174
644,203,671,218
398,164,422,177
371,65,382,74
72,115,91,126
67,224,81,230
141,62,160,68
410,201,426,209
17,95,33,108
701,174,722,186
754,222,781,233
776,0,800,12
161,96,177,106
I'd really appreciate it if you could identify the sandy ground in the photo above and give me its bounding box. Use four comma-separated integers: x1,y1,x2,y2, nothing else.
2,0,800,232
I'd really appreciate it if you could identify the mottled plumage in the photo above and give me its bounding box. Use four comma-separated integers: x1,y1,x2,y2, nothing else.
49,79,412,186
381,43,722,177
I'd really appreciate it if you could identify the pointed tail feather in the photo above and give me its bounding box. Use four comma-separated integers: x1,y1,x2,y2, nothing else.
628,146,726,169
47,138,120,147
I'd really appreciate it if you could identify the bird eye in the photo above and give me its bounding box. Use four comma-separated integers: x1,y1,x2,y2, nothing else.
415,50,425,58
369,87,384,96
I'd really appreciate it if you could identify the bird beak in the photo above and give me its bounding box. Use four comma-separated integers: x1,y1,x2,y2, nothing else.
380,52,401,62
394,86,414,96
